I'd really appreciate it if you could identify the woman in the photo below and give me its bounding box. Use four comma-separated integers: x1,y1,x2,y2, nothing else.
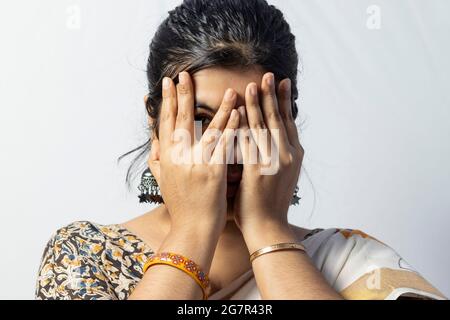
35,0,445,300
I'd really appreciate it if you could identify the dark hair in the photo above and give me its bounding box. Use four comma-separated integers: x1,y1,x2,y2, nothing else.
118,0,300,188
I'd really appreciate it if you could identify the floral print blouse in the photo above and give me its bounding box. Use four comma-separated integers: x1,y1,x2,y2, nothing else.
35,221,446,300
36,221,154,300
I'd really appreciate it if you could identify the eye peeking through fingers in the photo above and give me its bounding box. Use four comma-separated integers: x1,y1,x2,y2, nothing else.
194,112,213,132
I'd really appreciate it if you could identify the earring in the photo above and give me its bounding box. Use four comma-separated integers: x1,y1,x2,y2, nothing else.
138,167,164,204
291,185,301,206
138,167,299,206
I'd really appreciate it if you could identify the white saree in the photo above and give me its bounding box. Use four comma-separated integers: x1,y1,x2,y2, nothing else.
209,228,446,300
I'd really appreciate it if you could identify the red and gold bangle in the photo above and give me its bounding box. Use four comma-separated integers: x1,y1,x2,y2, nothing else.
143,252,211,300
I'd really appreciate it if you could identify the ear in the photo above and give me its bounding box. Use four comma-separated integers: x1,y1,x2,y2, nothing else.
144,95,151,124
144,94,158,132
147,138,161,184
144,94,161,183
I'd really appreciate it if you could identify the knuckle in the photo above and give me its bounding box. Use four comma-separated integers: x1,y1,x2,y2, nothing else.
210,169,221,179
162,87,173,99
287,111,295,121
247,103,259,111
297,145,305,157
252,122,265,130
177,84,190,95
281,110,291,121
263,87,276,98
278,89,290,102
215,114,229,126
266,110,281,122
202,135,216,147
206,124,218,133
221,104,232,114
161,111,173,122
281,153,295,167
287,153,295,164
177,111,189,122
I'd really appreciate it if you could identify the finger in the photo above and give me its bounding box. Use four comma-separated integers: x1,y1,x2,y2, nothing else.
245,83,270,164
199,88,236,147
159,77,177,147
277,78,302,150
237,106,248,164
210,109,240,165
237,105,255,165
245,82,266,130
175,72,195,143
260,73,289,153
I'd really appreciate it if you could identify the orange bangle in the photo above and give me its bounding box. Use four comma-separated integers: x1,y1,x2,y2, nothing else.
143,252,211,300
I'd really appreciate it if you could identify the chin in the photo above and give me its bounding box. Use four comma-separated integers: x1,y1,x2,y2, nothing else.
226,195,236,221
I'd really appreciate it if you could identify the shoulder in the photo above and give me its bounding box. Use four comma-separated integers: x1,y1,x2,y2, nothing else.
40,220,153,267
36,221,153,300
43,220,150,253
301,227,447,300
42,221,116,259
46,221,106,245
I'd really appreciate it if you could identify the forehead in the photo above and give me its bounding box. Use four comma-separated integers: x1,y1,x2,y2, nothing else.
191,65,266,109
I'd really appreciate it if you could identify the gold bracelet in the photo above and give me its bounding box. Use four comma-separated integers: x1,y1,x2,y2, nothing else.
249,242,306,263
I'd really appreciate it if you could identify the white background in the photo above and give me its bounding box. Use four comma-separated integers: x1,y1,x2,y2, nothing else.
0,0,449,299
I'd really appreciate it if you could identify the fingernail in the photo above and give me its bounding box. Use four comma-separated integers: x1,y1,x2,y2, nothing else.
231,109,238,120
266,73,274,87
225,88,235,101
249,84,257,96
179,72,188,86
163,77,170,89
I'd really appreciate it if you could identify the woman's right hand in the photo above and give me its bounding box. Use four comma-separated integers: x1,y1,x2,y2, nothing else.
149,71,239,234
131,76,239,300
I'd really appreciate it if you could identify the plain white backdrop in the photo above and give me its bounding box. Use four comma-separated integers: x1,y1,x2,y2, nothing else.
0,0,449,299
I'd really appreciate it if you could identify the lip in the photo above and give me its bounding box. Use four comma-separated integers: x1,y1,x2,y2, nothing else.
227,174,242,183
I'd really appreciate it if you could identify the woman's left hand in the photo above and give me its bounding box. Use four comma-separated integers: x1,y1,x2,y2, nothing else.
233,72,304,237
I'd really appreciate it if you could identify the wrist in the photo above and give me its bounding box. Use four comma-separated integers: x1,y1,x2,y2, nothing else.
159,222,221,273
242,219,298,254
170,212,226,236
170,221,223,240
